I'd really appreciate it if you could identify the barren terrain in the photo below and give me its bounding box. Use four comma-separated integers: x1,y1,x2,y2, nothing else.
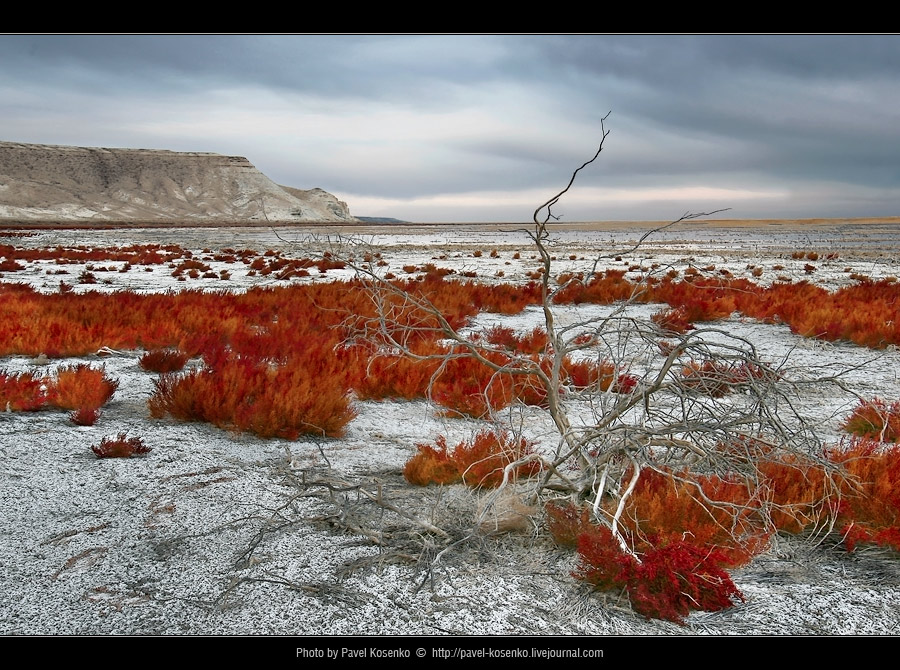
1,221,899,636
0,140,356,224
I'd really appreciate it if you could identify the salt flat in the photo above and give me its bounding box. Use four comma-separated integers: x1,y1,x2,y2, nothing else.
1,222,899,636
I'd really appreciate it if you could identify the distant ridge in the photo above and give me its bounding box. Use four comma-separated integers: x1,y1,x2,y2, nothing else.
356,216,409,224
0,140,357,224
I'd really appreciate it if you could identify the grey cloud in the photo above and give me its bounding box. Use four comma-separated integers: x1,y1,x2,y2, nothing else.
2,35,900,220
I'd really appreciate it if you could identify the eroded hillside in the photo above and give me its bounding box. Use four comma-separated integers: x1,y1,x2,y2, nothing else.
0,141,356,224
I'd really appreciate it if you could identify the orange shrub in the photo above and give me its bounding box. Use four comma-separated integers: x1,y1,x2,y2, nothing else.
651,307,693,334
148,351,356,439
649,278,738,323
575,525,744,624
621,468,769,566
552,270,637,305
91,433,151,459
430,350,515,418
403,437,463,486
50,364,118,411
456,429,541,487
484,325,548,355
757,454,837,534
508,356,553,408
680,360,735,397
0,371,49,411
139,348,190,374
828,438,900,552
562,358,616,391
351,340,443,401
404,430,541,488
759,439,900,552
841,398,900,442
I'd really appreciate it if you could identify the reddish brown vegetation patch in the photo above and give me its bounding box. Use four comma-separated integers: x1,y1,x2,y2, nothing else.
91,433,151,458
404,430,542,488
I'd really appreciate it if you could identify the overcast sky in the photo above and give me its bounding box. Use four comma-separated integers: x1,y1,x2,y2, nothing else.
2,35,899,223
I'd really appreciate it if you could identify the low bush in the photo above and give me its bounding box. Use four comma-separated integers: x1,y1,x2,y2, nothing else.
404,429,542,488
562,358,616,391
0,371,49,411
575,525,744,624
91,433,151,458
148,351,356,439
50,364,119,411
484,325,548,355
403,437,461,486
651,307,693,334
70,407,101,426
351,341,442,402
679,360,738,398
430,350,515,418
829,438,900,552
841,398,900,443
139,348,190,374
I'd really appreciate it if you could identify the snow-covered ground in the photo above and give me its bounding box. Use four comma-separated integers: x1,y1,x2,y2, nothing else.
1,222,899,636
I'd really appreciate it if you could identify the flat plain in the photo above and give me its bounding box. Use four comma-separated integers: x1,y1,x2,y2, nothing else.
1,219,899,635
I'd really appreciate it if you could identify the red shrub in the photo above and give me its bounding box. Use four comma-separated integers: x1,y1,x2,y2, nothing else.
546,501,592,548
546,439,900,621
0,371,49,411
403,437,462,486
404,430,541,488
651,307,693,334
91,433,151,458
148,350,356,439
575,525,744,624
430,350,515,418
841,398,900,442
50,364,119,411
614,373,639,394
552,461,779,622
70,407,101,426
139,348,190,374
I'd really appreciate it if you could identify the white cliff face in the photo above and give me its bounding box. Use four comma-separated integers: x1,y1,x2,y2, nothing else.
0,141,357,223
279,185,356,222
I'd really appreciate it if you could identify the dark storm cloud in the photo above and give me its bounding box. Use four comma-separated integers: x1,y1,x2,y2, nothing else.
512,36,900,189
0,35,510,103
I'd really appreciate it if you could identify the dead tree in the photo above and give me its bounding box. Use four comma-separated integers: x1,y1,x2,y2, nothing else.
341,115,840,557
